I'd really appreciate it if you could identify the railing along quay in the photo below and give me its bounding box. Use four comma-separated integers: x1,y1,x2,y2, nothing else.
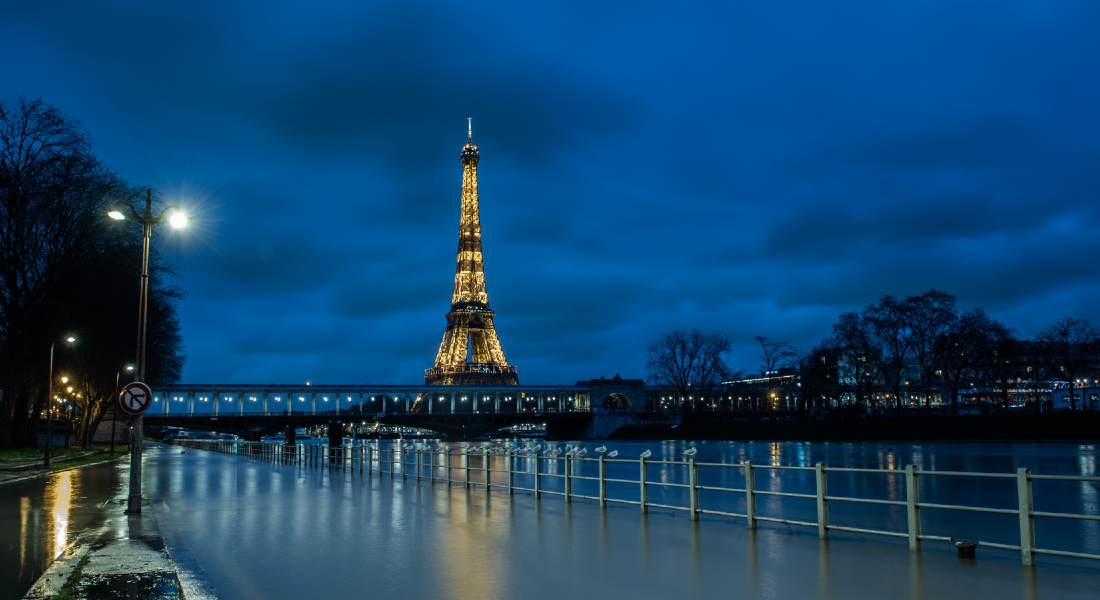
170,440,1099,566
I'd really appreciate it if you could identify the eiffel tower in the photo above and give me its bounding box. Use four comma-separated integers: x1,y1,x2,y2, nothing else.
425,119,519,386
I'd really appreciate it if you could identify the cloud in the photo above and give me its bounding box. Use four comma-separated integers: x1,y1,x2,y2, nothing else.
3,0,1099,384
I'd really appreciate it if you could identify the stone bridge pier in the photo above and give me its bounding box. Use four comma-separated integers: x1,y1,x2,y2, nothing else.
546,375,645,440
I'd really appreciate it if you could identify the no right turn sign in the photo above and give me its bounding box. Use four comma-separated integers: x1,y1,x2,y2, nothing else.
119,382,153,415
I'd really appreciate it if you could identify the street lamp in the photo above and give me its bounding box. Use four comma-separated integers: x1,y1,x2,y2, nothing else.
108,189,188,513
111,365,134,457
44,338,76,469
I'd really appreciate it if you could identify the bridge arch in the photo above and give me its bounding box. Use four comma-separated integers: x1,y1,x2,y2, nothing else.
600,393,633,409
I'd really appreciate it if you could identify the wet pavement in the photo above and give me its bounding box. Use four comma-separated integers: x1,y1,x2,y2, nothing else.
142,441,1099,600
6,440,1098,600
0,457,127,599
3,446,215,600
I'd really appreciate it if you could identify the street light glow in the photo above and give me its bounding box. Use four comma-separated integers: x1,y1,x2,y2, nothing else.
108,210,125,220
168,211,189,229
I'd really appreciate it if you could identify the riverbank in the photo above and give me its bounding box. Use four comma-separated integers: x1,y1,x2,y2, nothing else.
608,412,1100,441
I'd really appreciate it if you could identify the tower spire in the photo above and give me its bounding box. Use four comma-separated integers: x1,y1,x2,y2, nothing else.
426,121,519,386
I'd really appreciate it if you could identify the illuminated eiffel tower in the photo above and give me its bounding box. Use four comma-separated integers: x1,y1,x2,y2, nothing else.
425,119,519,386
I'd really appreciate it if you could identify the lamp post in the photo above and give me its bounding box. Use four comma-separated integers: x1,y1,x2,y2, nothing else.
111,366,134,457
109,189,187,513
44,338,76,469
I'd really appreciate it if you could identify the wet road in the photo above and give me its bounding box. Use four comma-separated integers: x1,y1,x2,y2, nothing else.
0,457,127,600
143,441,1099,600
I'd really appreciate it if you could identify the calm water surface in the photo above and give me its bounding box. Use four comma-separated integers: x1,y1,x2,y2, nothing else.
149,440,1098,600
4,441,1098,600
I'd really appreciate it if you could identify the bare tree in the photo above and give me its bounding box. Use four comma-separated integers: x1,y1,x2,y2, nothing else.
938,309,997,415
1035,317,1100,411
863,295,915,414
782,344,830,416
978,321,1021,411
905,290,957,410
646,328,732,415
0,97,186,448
754,336,790,411
831,311,883,415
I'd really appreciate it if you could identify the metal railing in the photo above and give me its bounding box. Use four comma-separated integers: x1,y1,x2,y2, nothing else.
170,440,1100,566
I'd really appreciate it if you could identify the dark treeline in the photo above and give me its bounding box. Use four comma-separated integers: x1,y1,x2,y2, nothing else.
0,96,185,449
646,290,1099,418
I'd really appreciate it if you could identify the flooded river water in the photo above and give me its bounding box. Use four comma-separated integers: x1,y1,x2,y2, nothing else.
3,440,1098,599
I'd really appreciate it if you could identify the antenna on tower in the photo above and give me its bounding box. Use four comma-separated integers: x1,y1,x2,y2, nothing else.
467,117,472,141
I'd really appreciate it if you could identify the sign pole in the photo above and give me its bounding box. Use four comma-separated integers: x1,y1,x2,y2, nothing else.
119,381,153,513
130,413,142,510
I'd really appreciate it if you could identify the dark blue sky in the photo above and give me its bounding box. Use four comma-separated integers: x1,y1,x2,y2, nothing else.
4,1,1098,384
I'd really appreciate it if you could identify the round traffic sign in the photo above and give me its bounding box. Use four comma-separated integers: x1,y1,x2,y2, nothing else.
119,382,153,415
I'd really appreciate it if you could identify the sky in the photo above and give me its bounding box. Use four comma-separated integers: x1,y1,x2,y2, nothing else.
3,1,1098,384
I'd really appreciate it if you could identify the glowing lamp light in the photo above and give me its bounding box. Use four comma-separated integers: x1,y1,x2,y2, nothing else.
168,211,189,229
108,210,125,220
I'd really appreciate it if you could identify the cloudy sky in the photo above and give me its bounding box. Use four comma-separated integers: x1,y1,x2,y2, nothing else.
4,1,1098,384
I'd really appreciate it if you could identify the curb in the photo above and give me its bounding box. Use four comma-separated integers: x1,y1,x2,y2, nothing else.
0,453,127,487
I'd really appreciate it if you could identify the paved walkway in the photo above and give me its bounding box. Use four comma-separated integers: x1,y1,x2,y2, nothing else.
22,454,218,599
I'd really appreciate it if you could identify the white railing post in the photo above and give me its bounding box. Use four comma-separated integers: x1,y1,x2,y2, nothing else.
815,463,829,539
431,451,437,484
416,450,421,481
464,450,470,488
507,451,514,495
688,457,698,521
484,451,490,493
402,449,407,480
534,455,541,498
640,455,648,514
564,455,571,503
599,455,607,507
905,464,921,551
745,461,756,530
1018,468,1035,566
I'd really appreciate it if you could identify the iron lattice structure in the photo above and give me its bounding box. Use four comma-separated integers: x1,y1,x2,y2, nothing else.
426,121,519,386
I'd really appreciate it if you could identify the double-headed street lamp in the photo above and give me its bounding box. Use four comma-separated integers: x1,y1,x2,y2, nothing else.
109,189,187,513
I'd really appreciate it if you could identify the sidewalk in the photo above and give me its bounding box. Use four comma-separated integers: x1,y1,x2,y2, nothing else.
0,450,124,486
22,466,218,599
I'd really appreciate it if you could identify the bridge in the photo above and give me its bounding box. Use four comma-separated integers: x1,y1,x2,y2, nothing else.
146,376,648,439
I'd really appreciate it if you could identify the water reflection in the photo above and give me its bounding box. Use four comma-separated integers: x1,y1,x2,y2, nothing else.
142,443,1100,600
44,470,72,560
1,460,124,600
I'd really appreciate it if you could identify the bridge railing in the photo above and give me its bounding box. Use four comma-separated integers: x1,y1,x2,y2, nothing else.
168,440,1100,566
148,407,589,418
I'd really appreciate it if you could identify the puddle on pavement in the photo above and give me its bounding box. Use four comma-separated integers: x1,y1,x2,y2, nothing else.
73,572,180,599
